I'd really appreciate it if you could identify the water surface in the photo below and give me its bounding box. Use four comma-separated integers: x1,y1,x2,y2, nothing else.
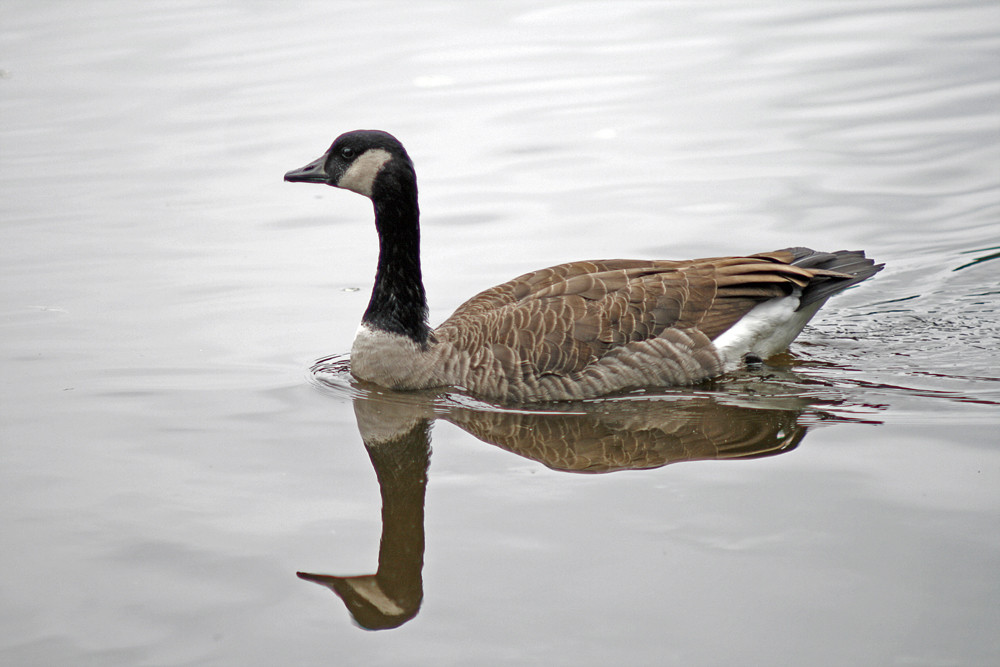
2,2,998,665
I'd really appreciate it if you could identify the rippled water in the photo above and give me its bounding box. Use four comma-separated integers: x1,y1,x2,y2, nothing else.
2,2,999,665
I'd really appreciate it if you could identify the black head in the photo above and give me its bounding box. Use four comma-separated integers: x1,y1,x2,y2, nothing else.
284,130,413,198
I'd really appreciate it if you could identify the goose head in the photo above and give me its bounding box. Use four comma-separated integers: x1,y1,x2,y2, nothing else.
284,129,415,199
285,130,429,346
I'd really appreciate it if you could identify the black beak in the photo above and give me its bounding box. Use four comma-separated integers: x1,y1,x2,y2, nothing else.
284,154,330,184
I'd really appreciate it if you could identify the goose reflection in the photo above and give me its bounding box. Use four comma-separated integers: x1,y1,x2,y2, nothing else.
298,401,430,630
298,358,881,630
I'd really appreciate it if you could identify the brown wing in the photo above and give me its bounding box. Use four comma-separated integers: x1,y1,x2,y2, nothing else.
434,254,819,378
440,259,658,322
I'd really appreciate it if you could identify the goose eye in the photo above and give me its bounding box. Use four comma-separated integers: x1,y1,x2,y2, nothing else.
340,146,356,160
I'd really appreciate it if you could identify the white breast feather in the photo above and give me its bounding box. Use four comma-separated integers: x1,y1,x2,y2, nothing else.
351,322,435,389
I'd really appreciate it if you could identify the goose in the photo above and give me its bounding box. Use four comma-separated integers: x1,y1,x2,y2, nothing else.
285,130,882,403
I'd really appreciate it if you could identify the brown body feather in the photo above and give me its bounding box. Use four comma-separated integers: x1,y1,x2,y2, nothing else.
428,251,845,401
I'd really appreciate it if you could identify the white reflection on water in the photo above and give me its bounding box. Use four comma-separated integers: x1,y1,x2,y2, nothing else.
1,1,999,666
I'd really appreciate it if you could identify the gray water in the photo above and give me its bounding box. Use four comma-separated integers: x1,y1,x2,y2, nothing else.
2,1,999,665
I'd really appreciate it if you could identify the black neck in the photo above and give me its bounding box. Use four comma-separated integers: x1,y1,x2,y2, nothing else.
362,173,430,345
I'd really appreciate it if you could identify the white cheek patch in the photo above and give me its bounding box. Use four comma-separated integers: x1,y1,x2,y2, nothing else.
337,148,393,197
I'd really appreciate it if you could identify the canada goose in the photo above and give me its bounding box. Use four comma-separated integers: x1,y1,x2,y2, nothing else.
285,130,882,403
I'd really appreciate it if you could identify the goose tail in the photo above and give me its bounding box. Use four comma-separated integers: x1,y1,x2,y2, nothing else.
783,247,884,308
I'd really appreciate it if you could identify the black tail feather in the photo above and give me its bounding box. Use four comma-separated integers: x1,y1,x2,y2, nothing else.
782,247,884,309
